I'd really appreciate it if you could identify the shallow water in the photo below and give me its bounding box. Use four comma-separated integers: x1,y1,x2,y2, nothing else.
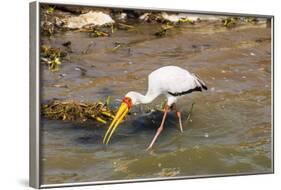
40,21,272,185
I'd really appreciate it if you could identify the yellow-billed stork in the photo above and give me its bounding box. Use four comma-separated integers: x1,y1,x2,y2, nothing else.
103,66,207,150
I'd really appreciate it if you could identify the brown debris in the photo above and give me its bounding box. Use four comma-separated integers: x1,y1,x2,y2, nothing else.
41,100,115,124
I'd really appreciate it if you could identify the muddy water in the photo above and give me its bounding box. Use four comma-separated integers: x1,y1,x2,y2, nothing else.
40,21,272,185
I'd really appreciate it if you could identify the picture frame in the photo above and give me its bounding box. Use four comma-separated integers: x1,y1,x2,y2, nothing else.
30,1,274,188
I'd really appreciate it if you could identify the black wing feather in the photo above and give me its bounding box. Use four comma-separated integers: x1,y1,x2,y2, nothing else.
168,73,207,97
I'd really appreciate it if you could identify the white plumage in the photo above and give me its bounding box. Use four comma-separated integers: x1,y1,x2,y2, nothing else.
126,66,207,106
146,66,207,106
103,65,207,149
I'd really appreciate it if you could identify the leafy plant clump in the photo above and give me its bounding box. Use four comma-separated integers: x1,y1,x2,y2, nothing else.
41,45,67,72
46,6,55,15
243,17,258,23
222,16,260,28
41,99,115,124
178,18,195,24
77,25,111,37
89,28,110,37
40,6,67,36
222,17,239,27
154,25,174,37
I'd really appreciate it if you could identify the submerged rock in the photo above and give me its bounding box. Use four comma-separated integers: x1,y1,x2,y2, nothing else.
66,11,115,29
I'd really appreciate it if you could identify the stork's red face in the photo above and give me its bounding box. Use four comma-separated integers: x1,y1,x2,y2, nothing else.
122,97,133,108
103,97,132,144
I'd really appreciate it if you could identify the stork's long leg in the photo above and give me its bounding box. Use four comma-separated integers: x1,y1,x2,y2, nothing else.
172,103,183,133
146,105,169,150
176,111,183,133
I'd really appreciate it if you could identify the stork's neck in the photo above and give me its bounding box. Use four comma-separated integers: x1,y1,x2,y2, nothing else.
128,91,159,105
140,92,156,104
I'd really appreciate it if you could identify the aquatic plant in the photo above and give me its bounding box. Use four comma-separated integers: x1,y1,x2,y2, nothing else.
244,17,258,23
41,99,115,124
222,17,239,27
178,17,195,24
40,5,66,36
115,23,137,31
89,28,109,37
154,25,174,37
46,6,55,15
40,45,67,72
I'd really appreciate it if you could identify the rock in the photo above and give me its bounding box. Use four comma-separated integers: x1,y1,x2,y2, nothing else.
124,10,143,19
161,12,182,23
56,5,93,14
139,12,226,23
66,11,115,29
180,14,226,22
139,13,151,21
168,13,226,22
116,13,127,20
54,17,65,27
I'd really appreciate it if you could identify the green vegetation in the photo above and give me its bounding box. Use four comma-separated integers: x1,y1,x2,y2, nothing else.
178,18,194,24
154,25,174,37
41,45,67,72
222,17,239,27
222,16,259,28
46,6,55,14
89,28,110,37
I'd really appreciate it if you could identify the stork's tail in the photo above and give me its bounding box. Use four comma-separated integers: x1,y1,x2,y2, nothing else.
192,73,208,90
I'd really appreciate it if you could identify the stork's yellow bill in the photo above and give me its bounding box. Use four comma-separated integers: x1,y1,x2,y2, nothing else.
103,97,132,144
